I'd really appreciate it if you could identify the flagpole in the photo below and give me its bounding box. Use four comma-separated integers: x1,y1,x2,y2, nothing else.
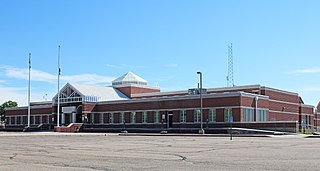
27,53,31,128
57,46,60,127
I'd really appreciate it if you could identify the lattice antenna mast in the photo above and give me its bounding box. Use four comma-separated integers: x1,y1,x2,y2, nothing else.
226,43,234,87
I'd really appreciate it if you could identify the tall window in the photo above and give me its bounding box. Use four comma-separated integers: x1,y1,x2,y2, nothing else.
209,109,216,122
242,108,254,122
46,115,50,124
224,108,233,122
194,110,201,123
131,112,136,123
142,112,147,123
180,110,186,123
91,113,94,123
306,115,311,126
257,109,268,122
99,113,104,124
309,115,311,126
109,113,114,124
119,112,125,123
154,111,159,123
11,117,14,125
32,116,36,125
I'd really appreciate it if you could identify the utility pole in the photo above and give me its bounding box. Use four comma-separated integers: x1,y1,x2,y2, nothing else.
27,53,31,128
197,72,204,134
57,46,61,127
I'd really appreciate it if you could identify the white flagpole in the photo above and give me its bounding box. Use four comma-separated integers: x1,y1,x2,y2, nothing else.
27,53,31,128
57,46,61,127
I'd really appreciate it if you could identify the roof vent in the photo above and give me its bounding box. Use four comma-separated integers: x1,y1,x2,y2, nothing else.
188,88,207,95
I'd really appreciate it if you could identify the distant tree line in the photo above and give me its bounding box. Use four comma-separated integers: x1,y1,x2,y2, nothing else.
0,101,18,121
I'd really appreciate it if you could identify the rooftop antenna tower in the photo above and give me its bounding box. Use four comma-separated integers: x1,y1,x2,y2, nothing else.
226,43,234,87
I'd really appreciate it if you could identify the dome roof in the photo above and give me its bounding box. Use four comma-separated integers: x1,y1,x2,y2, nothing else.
112,72,147,86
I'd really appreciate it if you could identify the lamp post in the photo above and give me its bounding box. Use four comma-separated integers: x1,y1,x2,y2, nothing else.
197,72,204,134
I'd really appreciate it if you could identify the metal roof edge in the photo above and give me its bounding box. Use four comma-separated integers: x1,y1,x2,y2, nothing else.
5,105,52,111
207,84,261,92
261,86,298,96
98,91,246,105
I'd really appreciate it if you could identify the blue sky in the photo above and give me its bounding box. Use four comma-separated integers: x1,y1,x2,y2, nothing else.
0,0,320,106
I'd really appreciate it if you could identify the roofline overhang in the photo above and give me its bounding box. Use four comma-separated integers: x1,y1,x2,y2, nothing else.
261,86,298,96
5,104,52,111
98,91,269,105
132,84,262,98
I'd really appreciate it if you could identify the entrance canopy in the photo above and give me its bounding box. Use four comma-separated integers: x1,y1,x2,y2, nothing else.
52,82,129,104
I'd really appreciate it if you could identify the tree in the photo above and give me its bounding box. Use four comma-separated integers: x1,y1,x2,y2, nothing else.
0,101,18,122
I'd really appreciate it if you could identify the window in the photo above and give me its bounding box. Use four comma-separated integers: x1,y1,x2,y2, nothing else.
209,109,216,122
242,108,254,122
154,111,159,123
10,117,12,125
46,115,50,124
308,115,311,126
305,115,311,126
131,112,136,123
257,109,268,122
224,108,233,122
92,113,97,123
309,115,312,126
32,116,36,125
142,112,147,123
194,110,201,123
119,112,124,123
180,110,186,123
109,113,114,124
100,113,104,124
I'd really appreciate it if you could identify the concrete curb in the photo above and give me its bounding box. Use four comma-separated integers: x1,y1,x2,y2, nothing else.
118,133,272,137
305,135,320,138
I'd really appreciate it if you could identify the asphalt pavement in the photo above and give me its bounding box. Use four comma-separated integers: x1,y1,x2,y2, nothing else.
0,132,318,171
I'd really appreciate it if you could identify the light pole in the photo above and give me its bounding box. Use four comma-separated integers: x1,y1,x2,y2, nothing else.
197,72,204,134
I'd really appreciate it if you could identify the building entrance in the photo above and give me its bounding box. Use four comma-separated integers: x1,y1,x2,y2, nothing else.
168,112,173,128
76,105,83,123
64,113,71,125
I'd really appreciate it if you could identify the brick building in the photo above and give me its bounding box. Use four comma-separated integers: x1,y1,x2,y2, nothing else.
4,72,316,133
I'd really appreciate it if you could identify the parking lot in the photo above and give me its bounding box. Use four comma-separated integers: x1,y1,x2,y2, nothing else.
0,132,319,171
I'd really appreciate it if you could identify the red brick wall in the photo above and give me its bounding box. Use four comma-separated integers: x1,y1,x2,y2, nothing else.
83,104,96,113
6,107,52,115
269,112,299,122
186,110,194,122
300,106,314,127
269,101,299,114
115,86,160,98
241,96,269,109
262,89,299,103
233,108,241,122
172,110,179,122
93,96,242,112
136,112,142,123
216,109,224,122
203,109,209,122
147,111,153,123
